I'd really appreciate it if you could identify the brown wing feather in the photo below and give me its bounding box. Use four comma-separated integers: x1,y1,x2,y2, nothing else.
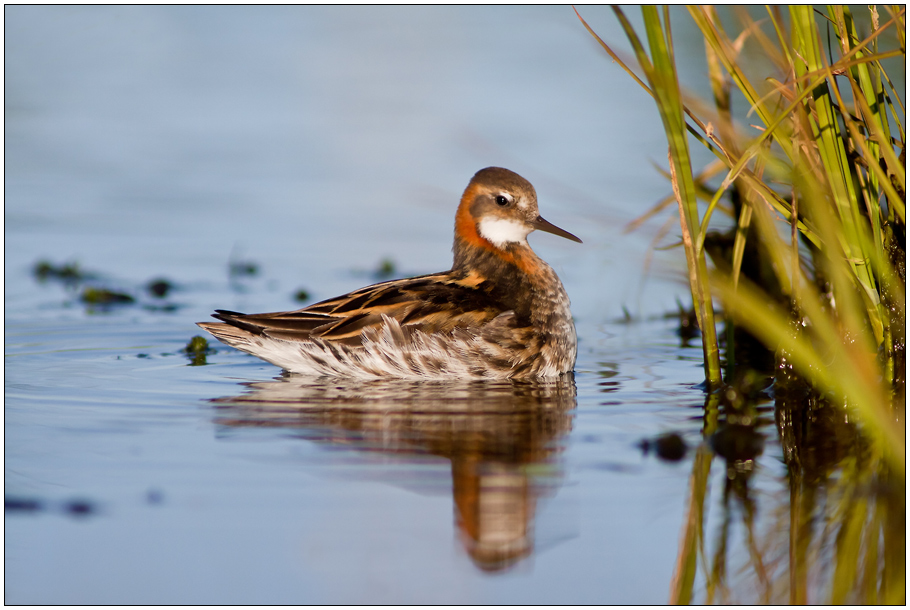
210,271,510,346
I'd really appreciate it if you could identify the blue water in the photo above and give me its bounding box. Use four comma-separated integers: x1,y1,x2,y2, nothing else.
6,6,788,604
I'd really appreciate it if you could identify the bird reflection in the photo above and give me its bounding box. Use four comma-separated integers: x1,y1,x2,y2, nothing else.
209,374,577,571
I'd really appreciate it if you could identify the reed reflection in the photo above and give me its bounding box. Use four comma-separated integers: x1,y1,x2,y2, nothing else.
671,386,904,604
209,374,577,571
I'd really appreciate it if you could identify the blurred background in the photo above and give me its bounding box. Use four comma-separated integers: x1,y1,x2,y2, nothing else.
6,7,741,604
6,5,694,322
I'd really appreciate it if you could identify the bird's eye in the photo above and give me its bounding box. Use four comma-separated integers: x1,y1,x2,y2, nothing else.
495,195,510,207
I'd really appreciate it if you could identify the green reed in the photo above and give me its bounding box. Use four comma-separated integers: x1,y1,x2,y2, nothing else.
578,5,904,466
577,5,905,604
578,6,724,387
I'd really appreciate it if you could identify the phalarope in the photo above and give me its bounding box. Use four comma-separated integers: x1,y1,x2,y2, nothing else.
198,167,581,379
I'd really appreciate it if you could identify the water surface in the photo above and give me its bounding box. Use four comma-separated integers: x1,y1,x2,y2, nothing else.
5,6,899,604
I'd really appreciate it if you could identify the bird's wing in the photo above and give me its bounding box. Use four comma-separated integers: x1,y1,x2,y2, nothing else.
207,271,509,346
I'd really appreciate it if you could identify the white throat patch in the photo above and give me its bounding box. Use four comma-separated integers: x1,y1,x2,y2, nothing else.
478,217,531,247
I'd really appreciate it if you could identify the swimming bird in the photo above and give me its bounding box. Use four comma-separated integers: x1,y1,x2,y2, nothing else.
198,167,581,379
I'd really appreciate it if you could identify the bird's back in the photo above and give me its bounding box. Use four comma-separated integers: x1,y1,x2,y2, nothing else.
197,270,570,379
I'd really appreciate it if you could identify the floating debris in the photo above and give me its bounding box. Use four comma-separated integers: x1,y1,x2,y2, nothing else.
64,499,96,517
147,278,173,298
373,257,397,279
5,495,98,518
146,488,165,505
5,496,43,513
80,287,135,305
33,260,87,283
229,260,259,277
293,288,311,302
184,335,210,354
639,432,688,462
183,335,214,366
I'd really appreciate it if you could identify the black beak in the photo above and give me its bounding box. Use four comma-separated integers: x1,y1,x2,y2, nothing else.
533,216,582,243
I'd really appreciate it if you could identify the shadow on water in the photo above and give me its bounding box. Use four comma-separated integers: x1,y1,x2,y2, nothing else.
207,374,577,572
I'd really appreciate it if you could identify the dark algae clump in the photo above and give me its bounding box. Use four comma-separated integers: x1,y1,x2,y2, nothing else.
147,278,174,298
183,335,214,366
33,260,89,283
81,287,135,305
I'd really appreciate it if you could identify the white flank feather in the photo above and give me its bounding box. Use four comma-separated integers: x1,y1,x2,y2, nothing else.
205,315,544,380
